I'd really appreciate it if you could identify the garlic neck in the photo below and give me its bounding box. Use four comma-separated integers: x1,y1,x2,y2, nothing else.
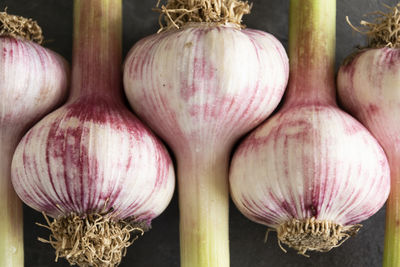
284,0,337,107
69,0,123,103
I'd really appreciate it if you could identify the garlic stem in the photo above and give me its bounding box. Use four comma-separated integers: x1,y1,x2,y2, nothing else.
69,0,122,102
178,151,229,267
0,134,23,267
384,154,400,267
285,0,336,107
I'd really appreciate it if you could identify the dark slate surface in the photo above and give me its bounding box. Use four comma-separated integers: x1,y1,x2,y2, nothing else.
0,0,395,266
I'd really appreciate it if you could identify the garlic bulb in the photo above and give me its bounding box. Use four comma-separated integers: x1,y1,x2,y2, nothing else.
11,1,175,266
230,0,390,255
12,98,175,221
1,38,67,130
230,105,390,252
0,12,68,267
124,25,288,154
338,48,400,151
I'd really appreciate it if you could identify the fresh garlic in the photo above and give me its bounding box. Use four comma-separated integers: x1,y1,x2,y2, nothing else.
0,11,68,267
230,0,390,255
337,4,400,265
11,1,175,266
123,1,289,265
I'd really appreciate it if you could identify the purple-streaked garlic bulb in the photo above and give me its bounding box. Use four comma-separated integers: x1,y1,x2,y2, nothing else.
337,4,400,266
123,0,289,266
11,1,175,266
230,0,390,256
0,11,68,267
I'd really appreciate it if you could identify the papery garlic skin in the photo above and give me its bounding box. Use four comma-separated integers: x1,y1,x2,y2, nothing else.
338,48,400,145
1,38,68,130
230,105,390,228
11,96,175,227
124,24,289,153
0,37,68,267
124,23,289,267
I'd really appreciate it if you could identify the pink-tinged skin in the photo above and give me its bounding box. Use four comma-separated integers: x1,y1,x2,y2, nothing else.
124,24,289,153
230,105,390,227
230,0,390,243
11,0,175,231
337,48,400,267
124,23,288,267
11,96,175,224
0,37,68,267
0,37,68,130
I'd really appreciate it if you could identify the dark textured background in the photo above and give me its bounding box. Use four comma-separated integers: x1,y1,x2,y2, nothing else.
0,0,396,266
